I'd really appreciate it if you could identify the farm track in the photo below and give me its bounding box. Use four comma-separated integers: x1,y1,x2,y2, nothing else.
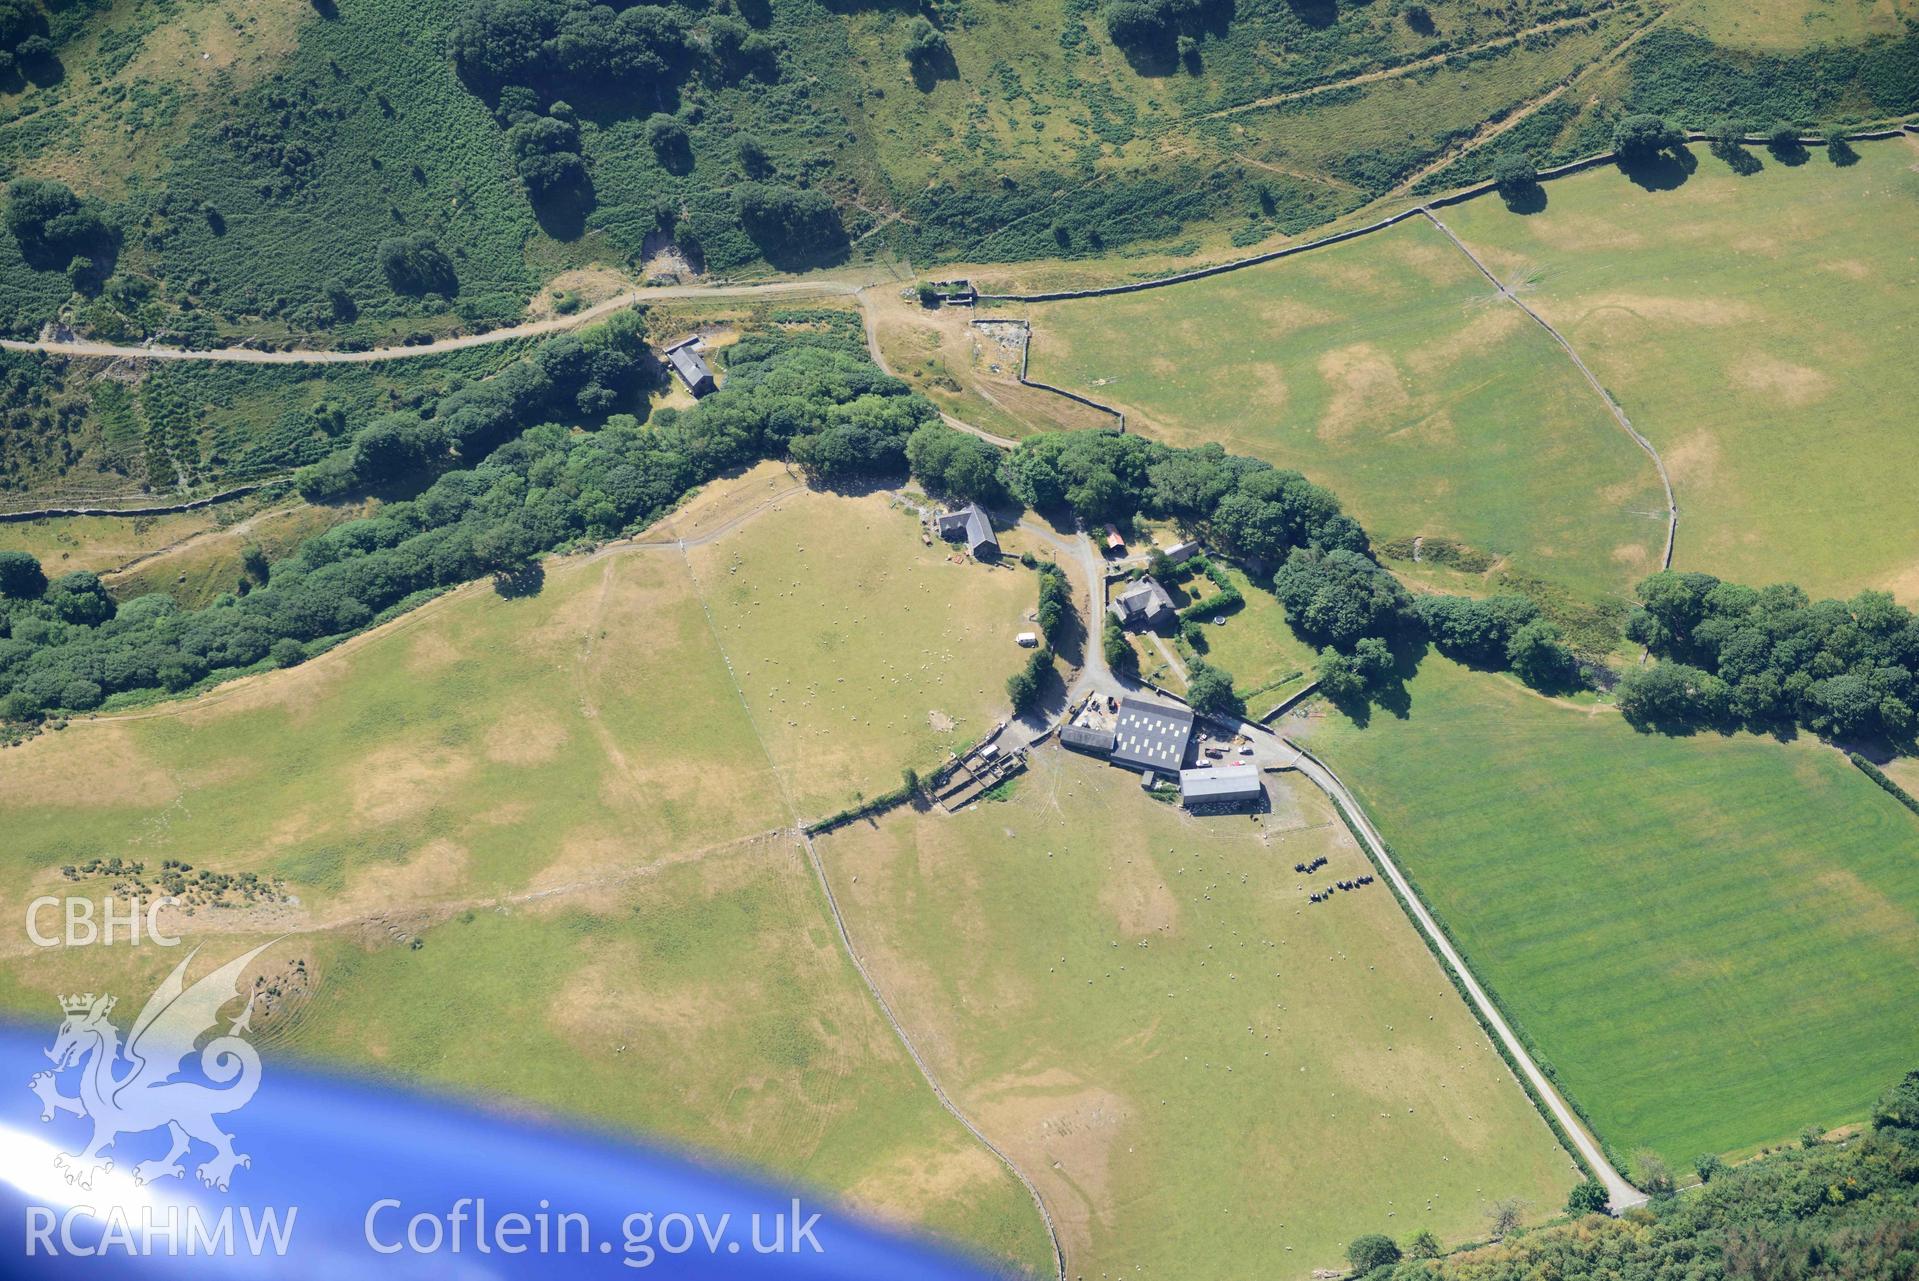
1197,7,1628,125
670,511,1069,1281
0,278,872,364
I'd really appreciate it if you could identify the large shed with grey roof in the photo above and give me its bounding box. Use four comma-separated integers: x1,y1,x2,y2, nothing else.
1179,764,1263,809
1109,697,1194,773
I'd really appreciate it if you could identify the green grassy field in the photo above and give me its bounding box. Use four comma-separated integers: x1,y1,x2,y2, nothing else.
1182,564,1321,716
103,498,367,608
684,483,1035,819
1025,216,1670,602
1292,657,1919,1169
1444,136,1919,603
817,750,1579,1276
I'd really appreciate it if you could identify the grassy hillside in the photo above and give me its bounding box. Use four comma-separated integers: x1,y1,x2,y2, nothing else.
1025,215,1670,603
1444,135,1919,603
5,0,1911,345
1292,657,1919,1170
681,472,1037,819
0,476,1058,1273
817,750,1579,1276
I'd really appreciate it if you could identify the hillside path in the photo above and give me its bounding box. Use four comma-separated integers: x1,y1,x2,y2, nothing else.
0,278,870,364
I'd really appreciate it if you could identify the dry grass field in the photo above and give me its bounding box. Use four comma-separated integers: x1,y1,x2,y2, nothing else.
1024,216,1670,603
816,750,1579,1277
1444,136,1919,602
0,469,1064,1273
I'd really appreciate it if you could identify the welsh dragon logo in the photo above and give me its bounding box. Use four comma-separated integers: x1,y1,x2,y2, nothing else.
28,943,273,1192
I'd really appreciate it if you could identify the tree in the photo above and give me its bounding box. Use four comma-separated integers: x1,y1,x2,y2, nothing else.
736,134,770,178
1405,1229,1440,1260
900,767,920,795
645,113,690,165
1767,123,1804,157
904,16,947,66
1402,3,1435,32
1185,659,1242,718
1612,114,1683,164
736,183,846,264
1633,1150,1675,1199
1506,619,1575,689
1486,1198,1526,1237
377,235,457,296
1826,131,1859,165
1618,114,1687,163
1346,1234,1401,1274
1695,1152,1725,1183
0,550,47,599
1565,1178,1608,1216
1872,1069,1919,1137
1315,646,1369,703
1103,615,1137,677
45,570,114,626
1492,153,1538,198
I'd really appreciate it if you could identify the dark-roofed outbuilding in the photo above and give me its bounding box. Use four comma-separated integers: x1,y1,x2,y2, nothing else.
1060,725,1116,757
1109,697,1194,773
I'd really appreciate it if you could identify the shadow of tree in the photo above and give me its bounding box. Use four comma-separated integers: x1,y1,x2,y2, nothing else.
1500,183,1548,214
908,45,959,92
1617,145,1696,192
493,560,547,598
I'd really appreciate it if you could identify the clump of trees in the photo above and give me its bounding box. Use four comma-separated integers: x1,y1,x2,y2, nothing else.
1619,569,1919,746
377,234,457,297
1271,549,1410,650
1417,593,1575,690
1102,0,1229,69
1611,113,1685,165
736,183,846,266
905,421,1004,504
449,0,696,100
6,178,115,272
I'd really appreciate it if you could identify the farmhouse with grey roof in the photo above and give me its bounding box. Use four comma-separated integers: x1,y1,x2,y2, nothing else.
1109,697,1194,773
934,503,999,560
1109,576,1175,629
1179,764,1263,809
663,337,717,397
